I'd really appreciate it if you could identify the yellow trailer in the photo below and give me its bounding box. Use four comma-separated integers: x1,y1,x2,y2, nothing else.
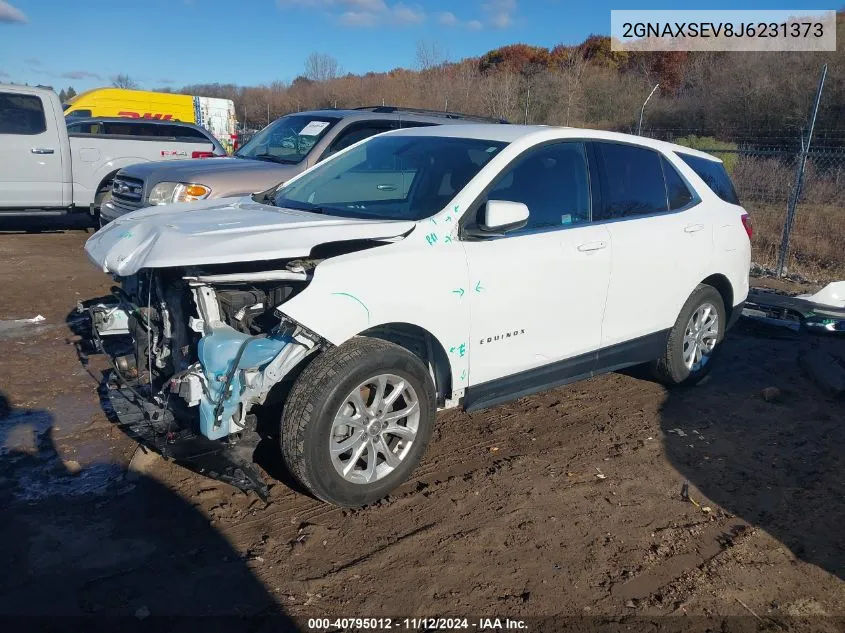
64,88,238,152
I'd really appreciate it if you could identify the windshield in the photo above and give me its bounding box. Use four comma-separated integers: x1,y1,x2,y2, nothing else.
272,135,508,221
235,114,340,164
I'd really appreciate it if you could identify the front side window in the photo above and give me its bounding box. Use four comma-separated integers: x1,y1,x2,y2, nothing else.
272,135,507,221
235,114,340,164
0,92,47,135
677,152,740,205
594,142,667,220
484,141,591,232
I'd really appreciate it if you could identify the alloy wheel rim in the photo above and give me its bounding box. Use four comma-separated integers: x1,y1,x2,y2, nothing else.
682,302,719,372
329,373,420,484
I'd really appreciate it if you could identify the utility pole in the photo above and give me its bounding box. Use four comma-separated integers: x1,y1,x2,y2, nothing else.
266,103,270,126
637,83,659,136
776,63,828,276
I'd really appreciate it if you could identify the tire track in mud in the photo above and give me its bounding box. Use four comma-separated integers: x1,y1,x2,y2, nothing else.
221,374,661,550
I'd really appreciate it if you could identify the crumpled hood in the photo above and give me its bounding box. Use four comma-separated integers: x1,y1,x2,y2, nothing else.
85,197,416,276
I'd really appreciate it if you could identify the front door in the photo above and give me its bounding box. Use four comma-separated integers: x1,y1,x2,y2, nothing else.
461,141,611,397
0,91,64,208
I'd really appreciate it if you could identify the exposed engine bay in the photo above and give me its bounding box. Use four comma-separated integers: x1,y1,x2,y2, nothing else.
86,258,327,444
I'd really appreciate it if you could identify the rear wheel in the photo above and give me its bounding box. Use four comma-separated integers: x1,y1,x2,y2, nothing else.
281,337,436,507
652,284,726,386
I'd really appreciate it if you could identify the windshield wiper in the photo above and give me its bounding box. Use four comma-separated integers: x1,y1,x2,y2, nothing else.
275,201,326,214
247,153,300,164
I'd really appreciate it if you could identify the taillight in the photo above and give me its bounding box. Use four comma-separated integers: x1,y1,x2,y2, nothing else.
232,134,239,152
741,213,753,239
192,151,215,159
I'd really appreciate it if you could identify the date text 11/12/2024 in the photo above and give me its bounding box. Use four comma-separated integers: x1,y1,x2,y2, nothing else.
307,617,528,630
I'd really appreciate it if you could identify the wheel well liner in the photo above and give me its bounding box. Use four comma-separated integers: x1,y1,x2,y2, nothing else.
701,273,734,319
359,323,452,404
97,169,119,193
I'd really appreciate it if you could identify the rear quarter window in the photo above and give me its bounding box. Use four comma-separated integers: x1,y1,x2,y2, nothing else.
677,152,740,205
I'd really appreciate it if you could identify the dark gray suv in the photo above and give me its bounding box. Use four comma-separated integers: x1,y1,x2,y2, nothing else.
102,106,506,223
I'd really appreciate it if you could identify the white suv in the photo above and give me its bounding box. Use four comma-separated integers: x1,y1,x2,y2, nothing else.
85,124,751,507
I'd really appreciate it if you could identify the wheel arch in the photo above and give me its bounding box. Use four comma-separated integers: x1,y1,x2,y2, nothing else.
700,273,734,320
359,322,453,406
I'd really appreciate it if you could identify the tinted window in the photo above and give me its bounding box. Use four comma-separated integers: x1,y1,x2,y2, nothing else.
677,152,740,205
661,156,694,210
168,125,207,139
325,123,394,157
273,135,506,221
486,142,591,231
0,92,47,135
65,109,92,119
595,142,667,219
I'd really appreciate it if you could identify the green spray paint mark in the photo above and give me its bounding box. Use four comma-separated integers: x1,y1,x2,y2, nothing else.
449,343,466,358
474,281,484,293
331,292,370,325
452,288,465,297
444,234,452,244
425,232,438,245
119,231,133,239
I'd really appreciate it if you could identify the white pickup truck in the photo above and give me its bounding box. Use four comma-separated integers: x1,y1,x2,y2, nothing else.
0,84,225,219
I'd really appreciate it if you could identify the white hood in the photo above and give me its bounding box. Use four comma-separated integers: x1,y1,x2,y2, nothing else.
85,197,416,276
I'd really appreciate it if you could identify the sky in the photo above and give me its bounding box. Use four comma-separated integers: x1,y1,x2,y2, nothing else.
0,0,834,93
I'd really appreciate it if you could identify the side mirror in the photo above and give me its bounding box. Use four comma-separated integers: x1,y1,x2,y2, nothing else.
480,199,529,233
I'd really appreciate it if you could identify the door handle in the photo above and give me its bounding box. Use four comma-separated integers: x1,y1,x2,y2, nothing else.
376,184,397,191
684,223,705,233
31,147,55,154
577,241,607,252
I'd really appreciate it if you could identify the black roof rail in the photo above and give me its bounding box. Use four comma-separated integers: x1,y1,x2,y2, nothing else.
354,105,508,124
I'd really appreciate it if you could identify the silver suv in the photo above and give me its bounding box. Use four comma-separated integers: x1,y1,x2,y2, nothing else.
101,106,506,223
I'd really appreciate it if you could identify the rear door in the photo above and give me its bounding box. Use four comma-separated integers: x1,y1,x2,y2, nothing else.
591,141,711,353
0,90,65,208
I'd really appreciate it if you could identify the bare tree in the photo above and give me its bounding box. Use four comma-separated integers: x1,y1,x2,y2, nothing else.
111,74,139,89
304,53,340,83
415,40,448,72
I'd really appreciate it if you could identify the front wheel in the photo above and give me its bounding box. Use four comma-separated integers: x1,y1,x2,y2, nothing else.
281,337,436,507
652,284,726,386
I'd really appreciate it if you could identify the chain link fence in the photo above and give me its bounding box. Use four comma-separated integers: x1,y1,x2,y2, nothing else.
697,147,845,281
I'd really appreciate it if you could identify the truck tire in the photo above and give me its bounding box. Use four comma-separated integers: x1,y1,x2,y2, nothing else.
281,337,436,507
652,284,726,386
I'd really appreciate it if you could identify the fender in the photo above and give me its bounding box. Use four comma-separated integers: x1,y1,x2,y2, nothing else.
72,156,153,207
280,226,474,396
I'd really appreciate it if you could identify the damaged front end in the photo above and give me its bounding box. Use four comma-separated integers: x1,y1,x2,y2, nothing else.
84,259,326,493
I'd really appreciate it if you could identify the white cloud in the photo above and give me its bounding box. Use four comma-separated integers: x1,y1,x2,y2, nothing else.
338,10,380,26
280,0,426,28
391,3,424,25
0,1,27,24
437,11,457,26
467,19,483,31
481,0,517,29
61,71,102,80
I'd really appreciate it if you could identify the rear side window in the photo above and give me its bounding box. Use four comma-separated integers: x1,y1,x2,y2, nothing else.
677,152,740,205
661,156,694,210
593,142,667,219
0,92,47,135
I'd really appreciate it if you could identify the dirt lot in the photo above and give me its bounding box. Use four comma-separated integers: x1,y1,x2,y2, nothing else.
1,229,843,631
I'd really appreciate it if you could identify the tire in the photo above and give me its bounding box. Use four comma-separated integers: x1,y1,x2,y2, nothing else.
281,337,436,507
652,284,726,386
